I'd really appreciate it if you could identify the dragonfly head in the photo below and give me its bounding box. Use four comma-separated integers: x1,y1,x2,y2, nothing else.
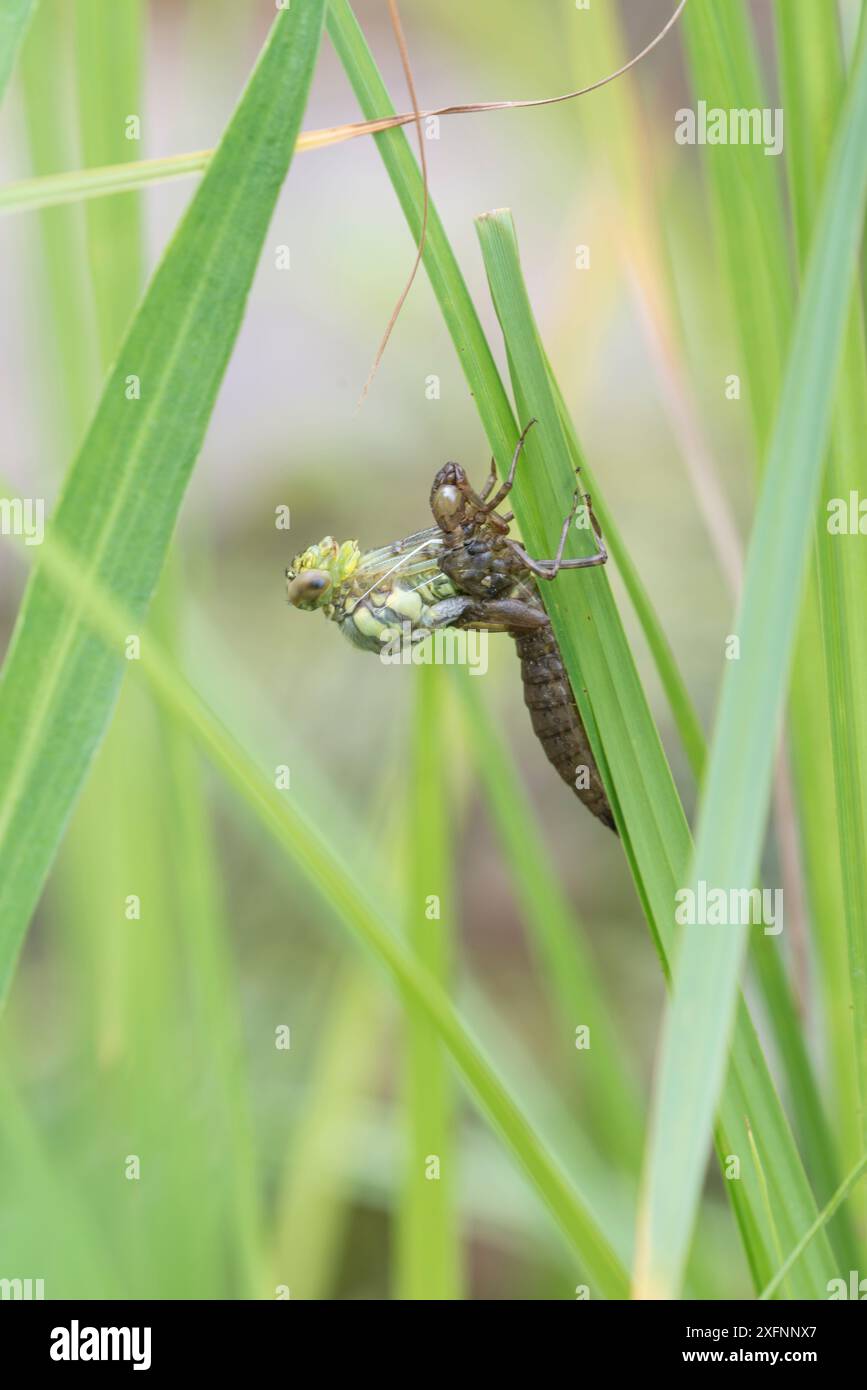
430,462,483,534
286,535,360,611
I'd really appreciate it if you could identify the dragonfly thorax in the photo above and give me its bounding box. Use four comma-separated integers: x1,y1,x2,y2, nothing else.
440,532,525,600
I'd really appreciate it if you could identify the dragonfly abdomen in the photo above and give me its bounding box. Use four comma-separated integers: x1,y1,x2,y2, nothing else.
513,621,616,832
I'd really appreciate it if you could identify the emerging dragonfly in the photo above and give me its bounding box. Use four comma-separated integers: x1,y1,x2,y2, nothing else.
286,422,615,830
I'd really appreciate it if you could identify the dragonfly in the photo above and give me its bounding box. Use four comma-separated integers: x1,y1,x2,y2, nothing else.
286,422,615,831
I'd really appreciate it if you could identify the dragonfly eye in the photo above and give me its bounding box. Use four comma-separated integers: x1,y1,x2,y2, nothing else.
287,569,332,608
432,482,464,530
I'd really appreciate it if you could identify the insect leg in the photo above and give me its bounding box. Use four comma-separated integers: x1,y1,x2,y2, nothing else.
424,595,478,628
478,459,497,501
458,597,550,632
481,417,537,513
509,489,608,577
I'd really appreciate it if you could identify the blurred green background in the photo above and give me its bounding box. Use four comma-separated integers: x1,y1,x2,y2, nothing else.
1,0,856,1300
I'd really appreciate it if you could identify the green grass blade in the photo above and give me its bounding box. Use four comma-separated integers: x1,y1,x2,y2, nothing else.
332,0,686,941
175,593,645,1285
77,3,265,1296
776,0,867,1170
0,520,629,1298
745,1121,787,1297
0,1062,118,1297
759,1152,867,1301
75,0,145,363
682,0,860,1203
475,212,838,1298
548,375,706,782
396,664,463,1298
582,0,851,1214
637,25,867,1298
681,0,861,1249
155,569,265,1297
0,150,212,215
0,0,328,993
750,933,860,1269
0,0,35,103
19,1,99,445
556,384,839,1230
681,0,792,450
452,667,645,1167
272,965,385,1300
475,208,689,951
326,0,517,464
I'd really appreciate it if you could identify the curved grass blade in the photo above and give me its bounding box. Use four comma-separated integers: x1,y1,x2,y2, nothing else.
0,0,329,996
637,24,867,1298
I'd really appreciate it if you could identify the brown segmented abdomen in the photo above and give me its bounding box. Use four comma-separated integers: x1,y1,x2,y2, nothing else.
513,619,617,832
